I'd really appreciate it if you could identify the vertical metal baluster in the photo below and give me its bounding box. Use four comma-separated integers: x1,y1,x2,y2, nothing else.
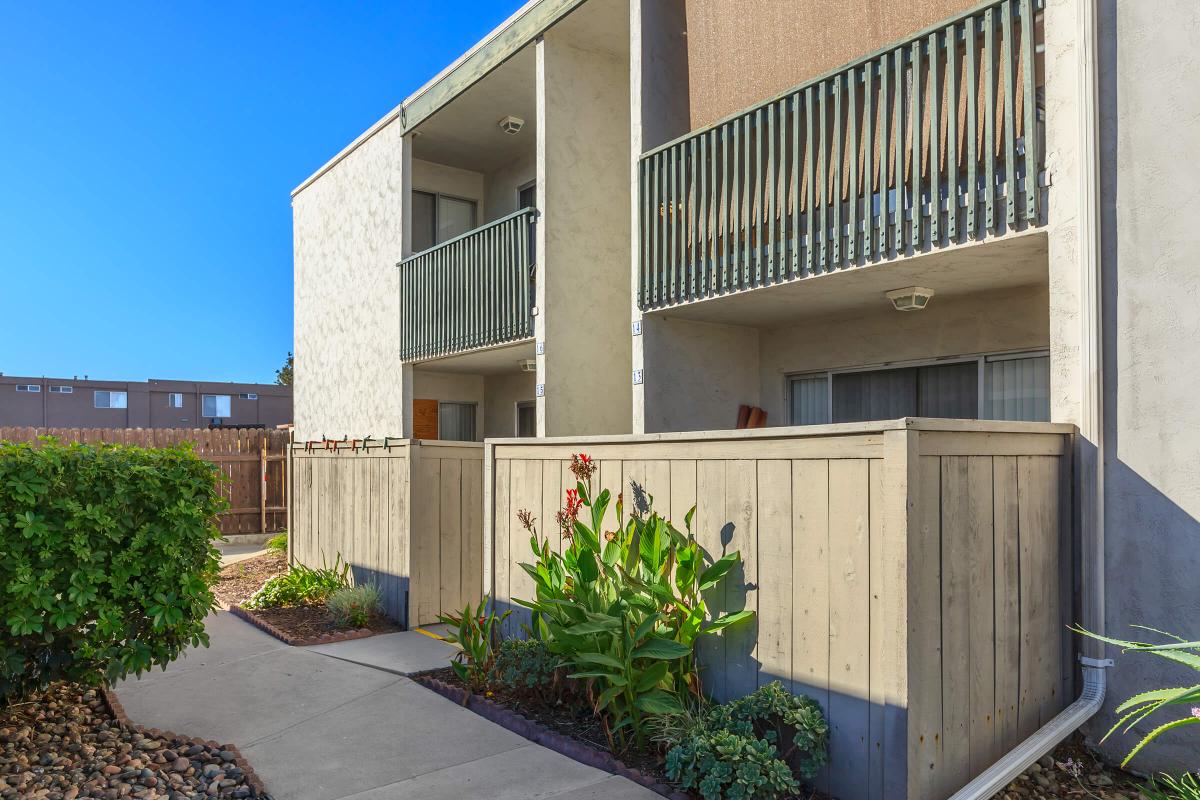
966,13,979,238
878,53,889,256
688,137,698,300
763,105,773,285
864,59,875,261
1002,0,1018,228
708,129,718,294
910,39,923,250
639,159,647,309
848,66,859,264
777,100,788,280
805,85,816,275
929,30,941,246
698,133,708,296
791,91,801,277
946,22,960,242
720,125,730,293
731,120,741,291
818,80,828,273
742,114,752,289
832,74,843,268
655,152,664,306
670,146,680,302
893,48,904,253
984,6,997,233
1020,0,1039,221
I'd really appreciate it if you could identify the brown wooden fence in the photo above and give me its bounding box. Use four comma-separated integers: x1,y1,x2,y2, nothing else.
0,427,290,535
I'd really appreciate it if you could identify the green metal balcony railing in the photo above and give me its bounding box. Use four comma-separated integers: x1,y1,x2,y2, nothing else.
398,207,536,361
637,0,1044,311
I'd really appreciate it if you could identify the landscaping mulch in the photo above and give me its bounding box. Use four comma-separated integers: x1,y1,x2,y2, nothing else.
212,551,287,609
242,604,401,642
990,735,1150,799
413,666,833,800
0,683,267,800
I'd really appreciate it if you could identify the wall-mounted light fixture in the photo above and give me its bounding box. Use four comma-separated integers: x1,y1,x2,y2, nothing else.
885,286,935,311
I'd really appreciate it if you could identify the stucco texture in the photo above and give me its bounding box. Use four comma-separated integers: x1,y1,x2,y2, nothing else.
1088,0,1200,774
292,119,405,440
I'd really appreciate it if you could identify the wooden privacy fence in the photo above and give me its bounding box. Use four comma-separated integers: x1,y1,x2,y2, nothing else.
485,418,1075,800
0,427,289,535
289,439,483,628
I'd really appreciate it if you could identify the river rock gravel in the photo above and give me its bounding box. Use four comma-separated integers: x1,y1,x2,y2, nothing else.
1,683,264,800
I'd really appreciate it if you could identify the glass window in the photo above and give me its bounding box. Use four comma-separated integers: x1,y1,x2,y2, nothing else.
984,353,1050,421
16,384,40,392
94,391,127,409
49,385,72,393
438,402,478,442
789,375,829,425
411,190,435,254
168,392,184,408
517,401,536,437
202,394,232,418
437,196,476,243
917,361,979,419
239,392,258,400
833,367,918,423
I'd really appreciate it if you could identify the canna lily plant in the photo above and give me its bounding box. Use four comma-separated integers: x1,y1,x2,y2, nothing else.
515,453,755,750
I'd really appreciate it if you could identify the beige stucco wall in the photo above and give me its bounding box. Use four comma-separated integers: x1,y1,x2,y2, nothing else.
483,371,536,438
484,151,537,220
411,158,485,210
293,118,405,440
537,24,632,436
682,0,979,131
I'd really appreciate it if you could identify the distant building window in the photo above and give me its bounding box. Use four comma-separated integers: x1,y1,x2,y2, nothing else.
168,392,184,408
49,385,73,393
239,392,258,400
94,391,127,409
15,384,41,393
202,394,232,418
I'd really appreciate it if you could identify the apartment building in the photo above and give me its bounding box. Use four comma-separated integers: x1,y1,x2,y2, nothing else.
293,0,1199,796
0,374,292,429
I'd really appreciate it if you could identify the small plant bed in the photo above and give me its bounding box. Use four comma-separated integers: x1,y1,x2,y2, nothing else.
990,734,1153,799
0,682,267,799
213,550,287,609
231,557,400,646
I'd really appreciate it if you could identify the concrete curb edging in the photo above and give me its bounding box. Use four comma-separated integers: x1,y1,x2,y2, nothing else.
229,604,376,647
413,675,690,800
102,687,271,799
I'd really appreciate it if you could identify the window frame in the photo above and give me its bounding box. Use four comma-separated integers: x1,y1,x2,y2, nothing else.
49,385,72,393
202,394,232,418
15,384,41,393
94,390,127,409
168,392,184,408
786,349,1051,425
437,401,479,442
411,189,479,254
515,400,536,438
238,392,258,400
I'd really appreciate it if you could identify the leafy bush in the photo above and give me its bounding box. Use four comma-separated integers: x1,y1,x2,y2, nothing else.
439,600,510,692
514,453,754,749
705,681,829,779
0,439,226,702
326,584,382,628
244,557,349,609
493,637,560,698
665,727,798,800
1075,625,1200,766
1143,772,1200,800
265,532,288,552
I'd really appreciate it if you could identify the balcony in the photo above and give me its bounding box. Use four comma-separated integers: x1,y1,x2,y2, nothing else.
637,0,1044,312
398,207,537,361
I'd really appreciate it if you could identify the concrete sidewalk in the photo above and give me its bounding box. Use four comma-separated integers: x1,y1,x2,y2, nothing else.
116,612,658,800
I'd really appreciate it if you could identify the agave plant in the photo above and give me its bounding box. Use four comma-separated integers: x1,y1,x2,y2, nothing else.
1075,625,1200,766
514,456,754,750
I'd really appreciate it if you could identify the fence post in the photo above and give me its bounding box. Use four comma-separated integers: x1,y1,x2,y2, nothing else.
259,435,267,534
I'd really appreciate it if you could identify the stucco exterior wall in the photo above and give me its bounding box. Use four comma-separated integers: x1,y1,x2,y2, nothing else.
484,151,537,220
483,371,536,438
293,118,405,440
411,158,485,211
682,0,979,131
641,316,760,433
757,284,1050,425
537,26,632,436
1089,0,1200,773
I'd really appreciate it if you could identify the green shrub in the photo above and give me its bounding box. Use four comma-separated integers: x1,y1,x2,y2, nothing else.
665,727,798,800
0,439,226,702
1143,772,1200,800
706,681,829,779
513,452,754,750
244,557,349,609
1075,625,1200,766
265,532,288,552
325,584,382,628
493,637,560,696
438,600,509,692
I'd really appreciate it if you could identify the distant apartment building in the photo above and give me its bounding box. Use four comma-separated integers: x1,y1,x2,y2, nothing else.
0,375,292,429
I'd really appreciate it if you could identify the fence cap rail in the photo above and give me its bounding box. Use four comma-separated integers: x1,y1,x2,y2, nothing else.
484,417,1076,447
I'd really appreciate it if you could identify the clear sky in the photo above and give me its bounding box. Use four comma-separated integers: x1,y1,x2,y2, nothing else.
0,1,522,384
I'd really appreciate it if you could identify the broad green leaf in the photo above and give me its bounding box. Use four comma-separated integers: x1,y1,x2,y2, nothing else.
702,609,756,634
632,637,691,660
570,671,627,685
1114,685,1200,715
699,551,741,590
634,690,685,715
633,613,662,643
575,652,624,670
635,660,669,692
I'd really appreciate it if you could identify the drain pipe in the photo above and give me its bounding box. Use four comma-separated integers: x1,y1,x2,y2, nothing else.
949,0,1108,797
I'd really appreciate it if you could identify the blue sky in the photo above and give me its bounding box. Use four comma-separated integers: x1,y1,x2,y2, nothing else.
0,1,521,384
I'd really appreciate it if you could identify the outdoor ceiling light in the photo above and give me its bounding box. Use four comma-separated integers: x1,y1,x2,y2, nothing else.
498,115,525,135
518,359,537,372
885,286,936,311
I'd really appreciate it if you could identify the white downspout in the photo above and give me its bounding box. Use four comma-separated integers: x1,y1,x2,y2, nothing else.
949,0,1109,797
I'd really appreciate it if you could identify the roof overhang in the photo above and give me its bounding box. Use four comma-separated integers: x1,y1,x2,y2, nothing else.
291,0,587,198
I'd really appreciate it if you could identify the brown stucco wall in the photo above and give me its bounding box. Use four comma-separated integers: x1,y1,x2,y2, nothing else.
684,0,981,131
